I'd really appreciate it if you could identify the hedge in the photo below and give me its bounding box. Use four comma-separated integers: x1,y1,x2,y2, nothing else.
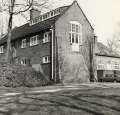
0,63,49,87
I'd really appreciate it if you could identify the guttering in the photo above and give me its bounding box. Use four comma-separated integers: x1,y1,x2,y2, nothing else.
50,26,54,80
96,53,120,59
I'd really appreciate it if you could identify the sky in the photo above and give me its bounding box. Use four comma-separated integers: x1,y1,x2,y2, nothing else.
0,0,120,44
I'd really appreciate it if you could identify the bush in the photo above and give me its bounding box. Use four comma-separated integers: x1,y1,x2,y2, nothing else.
0,63,49,87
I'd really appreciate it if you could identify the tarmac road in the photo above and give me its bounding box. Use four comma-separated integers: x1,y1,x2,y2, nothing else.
0,83,120,115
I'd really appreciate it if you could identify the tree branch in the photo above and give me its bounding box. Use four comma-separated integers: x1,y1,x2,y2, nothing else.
13,0,33,15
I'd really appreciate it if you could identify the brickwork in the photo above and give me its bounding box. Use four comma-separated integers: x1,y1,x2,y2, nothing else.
55,1,94,83
0,29,52,80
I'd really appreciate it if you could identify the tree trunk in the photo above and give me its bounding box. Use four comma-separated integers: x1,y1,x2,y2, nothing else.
6,0,15,63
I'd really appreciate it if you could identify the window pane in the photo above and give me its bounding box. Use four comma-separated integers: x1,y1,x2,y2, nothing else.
43,56,50,63
43,32,50,43
51,11,54,16
21,39,26,48
69,33,71,43
72,33,75,43
76,34,79,43
45,33,47,38
76,25,79,33
72,24,75,32
30,35,39,46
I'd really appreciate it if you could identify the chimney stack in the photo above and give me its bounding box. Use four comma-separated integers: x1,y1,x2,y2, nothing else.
30,8,41,20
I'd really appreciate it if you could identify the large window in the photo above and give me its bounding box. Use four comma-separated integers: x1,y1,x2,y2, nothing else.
30,35,39,46
69,21,82,52
69,21,82,45
43,32,51,43
21,39,27,48
0,46,4,53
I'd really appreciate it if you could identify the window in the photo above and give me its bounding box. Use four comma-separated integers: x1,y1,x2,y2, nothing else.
114,62,119,70
69,21,82,52
21,39,27,48
43,14,47,19
42,56,50,64
43,32,51,43
54,8,61,15
39,16,43,21
97,64,105,70
30,35,39,46
69,21,82,45
21,59,27,65
0,46,4,53
51,11,54,16
21,58,30,65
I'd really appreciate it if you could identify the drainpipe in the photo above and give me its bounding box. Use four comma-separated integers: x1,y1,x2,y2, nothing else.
50,26,54,81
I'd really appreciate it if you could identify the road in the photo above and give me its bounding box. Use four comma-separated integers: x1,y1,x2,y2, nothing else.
0,83,120,115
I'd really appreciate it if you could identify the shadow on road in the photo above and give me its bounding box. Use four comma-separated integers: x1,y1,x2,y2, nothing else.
0,87,120,115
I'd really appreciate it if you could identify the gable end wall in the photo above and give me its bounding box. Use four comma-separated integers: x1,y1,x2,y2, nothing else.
55,1,94,82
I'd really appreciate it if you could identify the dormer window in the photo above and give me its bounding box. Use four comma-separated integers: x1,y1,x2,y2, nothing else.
69,21,82,52
0,46,4,53
21,39,27,48
30,35,39,46
39,16,43,21
51,11,54,16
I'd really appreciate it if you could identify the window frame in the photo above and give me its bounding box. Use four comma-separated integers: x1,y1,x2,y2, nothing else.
42,56,50,64
97,64,105,70
113,62,119,70
21,59,27,65
21,39,27,48
69,21,82,45
43,32,51,43
30,35,39,46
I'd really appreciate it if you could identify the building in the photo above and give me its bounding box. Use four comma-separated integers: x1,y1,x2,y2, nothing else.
0,0,96,83
96,42,120,82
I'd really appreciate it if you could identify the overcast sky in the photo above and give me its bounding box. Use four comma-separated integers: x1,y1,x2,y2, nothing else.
0,0,120,44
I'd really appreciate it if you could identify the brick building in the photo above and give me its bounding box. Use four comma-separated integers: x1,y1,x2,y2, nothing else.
0,1,96,83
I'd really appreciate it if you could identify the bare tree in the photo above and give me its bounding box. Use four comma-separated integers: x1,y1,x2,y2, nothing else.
0,0,48,63
107,32,120,54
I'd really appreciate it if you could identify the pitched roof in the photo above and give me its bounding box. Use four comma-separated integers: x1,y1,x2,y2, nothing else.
0,16,59,44
96,42,120,58
0,0,94,45
0,6,69,45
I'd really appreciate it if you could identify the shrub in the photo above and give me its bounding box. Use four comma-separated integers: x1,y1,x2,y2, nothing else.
0,63,49,87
